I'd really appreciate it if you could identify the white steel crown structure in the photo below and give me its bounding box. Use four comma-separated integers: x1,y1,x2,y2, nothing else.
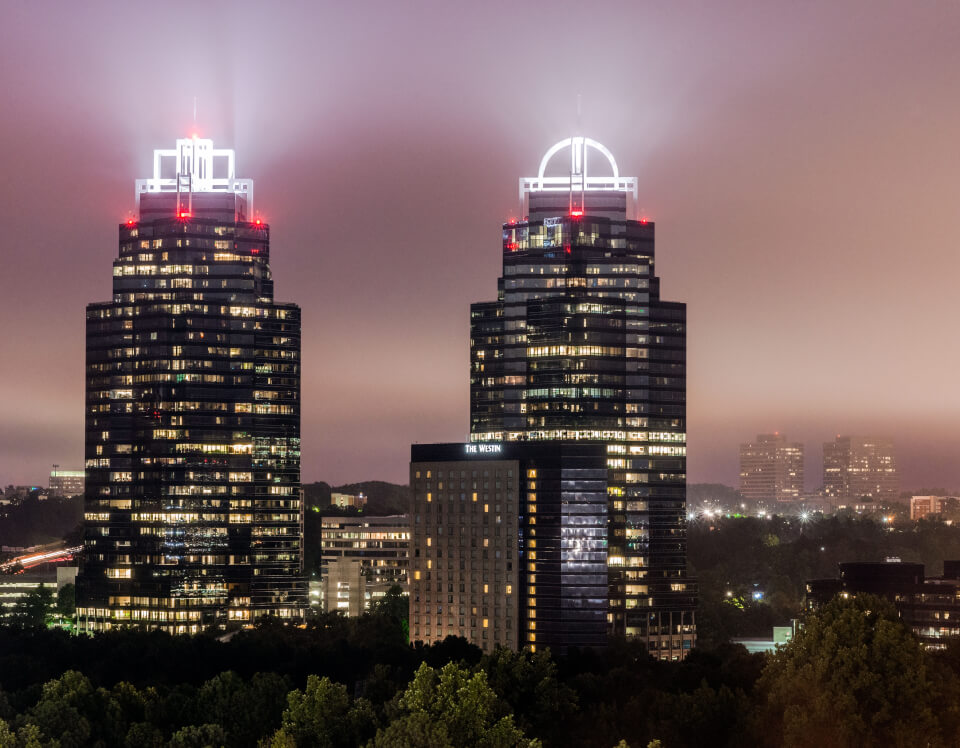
134,135,253,214
519,136,638,200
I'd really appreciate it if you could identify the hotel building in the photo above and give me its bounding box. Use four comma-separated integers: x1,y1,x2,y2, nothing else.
410,442,609,655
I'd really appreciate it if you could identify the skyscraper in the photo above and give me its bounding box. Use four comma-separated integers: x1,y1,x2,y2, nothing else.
469,138,695,658
738,433,804,503
76,137,306,633
823,436,899,503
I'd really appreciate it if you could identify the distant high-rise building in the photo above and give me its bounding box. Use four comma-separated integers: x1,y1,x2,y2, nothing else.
738,434,804,503
823,436,899,503
76,137,306,633
466,138,696,658
49,467,85,498
319,514,409,610
410,442,610,655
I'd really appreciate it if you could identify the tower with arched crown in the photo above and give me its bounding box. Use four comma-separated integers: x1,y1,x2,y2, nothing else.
470,138,696,658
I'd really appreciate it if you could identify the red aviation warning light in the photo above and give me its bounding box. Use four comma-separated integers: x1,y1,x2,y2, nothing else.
570,209,583,217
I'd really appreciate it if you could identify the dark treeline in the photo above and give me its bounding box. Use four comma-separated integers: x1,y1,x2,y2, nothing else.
301,482,410,516
6,595,960,747
0,609,763,748
0,494,82,549
691,515,960,646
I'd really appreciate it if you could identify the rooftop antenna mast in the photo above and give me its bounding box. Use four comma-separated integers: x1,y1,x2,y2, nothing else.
176,100,199,218
570,94,586,215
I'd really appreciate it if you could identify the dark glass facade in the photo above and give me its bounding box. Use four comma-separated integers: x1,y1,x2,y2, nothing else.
76,185,305,633
470,191,696,658
410,442,608,654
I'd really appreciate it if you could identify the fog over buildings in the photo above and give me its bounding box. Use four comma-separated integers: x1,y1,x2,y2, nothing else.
1,2,959,489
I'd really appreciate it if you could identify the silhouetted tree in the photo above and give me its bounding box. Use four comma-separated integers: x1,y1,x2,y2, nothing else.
370,661,538,747
7,586,54,628
753,594,957,747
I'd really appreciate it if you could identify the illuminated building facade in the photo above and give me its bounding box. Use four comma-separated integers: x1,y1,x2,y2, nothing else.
469,139,696,658
410,442,608,655
823,436,899,503
321,558,367,616
738,433,804,503
319,514,410,610
910,496,950,521
49,468,85,497
76,137,306,633
330,492,367,509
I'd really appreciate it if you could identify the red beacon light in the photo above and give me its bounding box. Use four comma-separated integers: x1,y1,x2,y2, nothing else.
178,211,191,219
254,218,263,226
570,209,583,217
126,218,136,226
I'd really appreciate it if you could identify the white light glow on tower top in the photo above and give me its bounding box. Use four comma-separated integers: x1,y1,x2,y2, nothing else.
135,136,253,213
519,137,638,201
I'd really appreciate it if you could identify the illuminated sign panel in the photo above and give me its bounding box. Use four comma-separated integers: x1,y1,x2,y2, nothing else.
465,443,503,454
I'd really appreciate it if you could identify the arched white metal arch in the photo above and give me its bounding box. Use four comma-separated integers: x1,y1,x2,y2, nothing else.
520,136,637,201
536,136,620,187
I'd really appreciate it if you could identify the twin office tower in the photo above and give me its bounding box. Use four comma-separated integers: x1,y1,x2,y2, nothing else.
78,136,696,658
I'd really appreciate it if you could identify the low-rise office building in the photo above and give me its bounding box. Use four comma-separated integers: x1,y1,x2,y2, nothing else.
49,469,85,498
910,496,951,521
330,492,367,509
806,559,960,648
319,515,409,611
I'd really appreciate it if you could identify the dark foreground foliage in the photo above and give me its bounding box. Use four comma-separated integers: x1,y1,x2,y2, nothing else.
3,597,960,747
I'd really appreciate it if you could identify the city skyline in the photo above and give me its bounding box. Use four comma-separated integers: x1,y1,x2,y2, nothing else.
2,2,960,490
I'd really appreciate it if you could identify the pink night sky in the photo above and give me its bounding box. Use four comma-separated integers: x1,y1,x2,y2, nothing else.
1,1,958,490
